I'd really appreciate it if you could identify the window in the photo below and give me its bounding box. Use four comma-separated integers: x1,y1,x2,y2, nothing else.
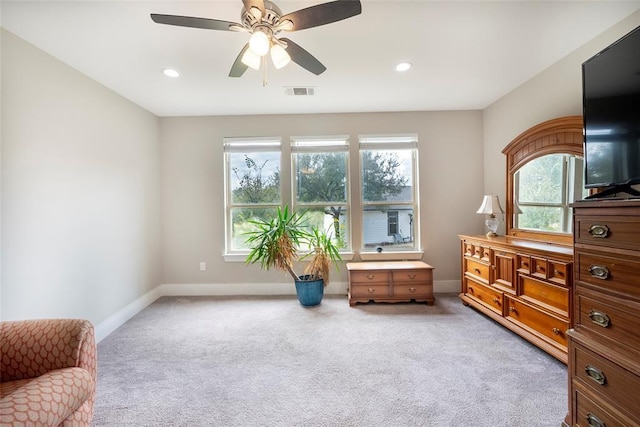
291,136,350,251
224,137,281,253
359,134,419,252
514,153,587,233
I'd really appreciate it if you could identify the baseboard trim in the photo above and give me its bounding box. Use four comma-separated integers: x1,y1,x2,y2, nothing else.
95,279,461,343
94,287,161,343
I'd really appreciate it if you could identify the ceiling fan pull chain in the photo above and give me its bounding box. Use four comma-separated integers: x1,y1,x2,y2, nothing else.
262,55,268,87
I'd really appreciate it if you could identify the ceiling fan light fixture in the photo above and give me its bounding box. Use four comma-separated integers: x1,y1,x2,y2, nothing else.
241,49,261,70
249,31,270,56
271,44,291,69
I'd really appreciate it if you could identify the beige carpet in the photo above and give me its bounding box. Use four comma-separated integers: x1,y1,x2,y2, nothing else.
94,294,567,426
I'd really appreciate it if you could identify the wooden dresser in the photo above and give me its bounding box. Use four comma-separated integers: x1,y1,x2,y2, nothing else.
347,261,435,306
564,199,640,427
459,235,573,362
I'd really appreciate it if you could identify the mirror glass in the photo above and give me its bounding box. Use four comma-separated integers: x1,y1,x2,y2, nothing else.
513,153,587,234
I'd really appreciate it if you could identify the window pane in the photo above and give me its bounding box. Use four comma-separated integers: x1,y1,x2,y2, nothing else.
229,207,279,251
295,152,347,203
297,207,348,250
229,152,280,204
517,206,564,232
517,154,563,204
361,150,412,202
363,205,414,250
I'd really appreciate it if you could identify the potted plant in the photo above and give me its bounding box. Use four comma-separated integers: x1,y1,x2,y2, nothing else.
244,205,342,306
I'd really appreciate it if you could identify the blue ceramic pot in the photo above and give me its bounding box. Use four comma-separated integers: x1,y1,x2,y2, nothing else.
295,275,324,306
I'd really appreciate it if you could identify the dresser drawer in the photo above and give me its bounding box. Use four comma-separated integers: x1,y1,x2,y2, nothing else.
393,284,431,298
516,254,531,274
575,249,640,299
350,284,389,299
519,275,569,317
573,342,640,417
573,385,637,427
575,288,640,354
349,270,389,284
505,296,568,348
575,215,640,252
548,260,569,286
465,258,490,283
465,278,503,315
391,269,431,284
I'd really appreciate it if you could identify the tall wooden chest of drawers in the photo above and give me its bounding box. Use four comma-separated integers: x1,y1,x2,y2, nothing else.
459,235,573,362
565,199,640,427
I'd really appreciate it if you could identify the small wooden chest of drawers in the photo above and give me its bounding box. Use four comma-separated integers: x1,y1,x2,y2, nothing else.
346,261,435,307
565,199,640,427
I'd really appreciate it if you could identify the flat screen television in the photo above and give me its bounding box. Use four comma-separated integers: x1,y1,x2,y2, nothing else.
582,25,640,199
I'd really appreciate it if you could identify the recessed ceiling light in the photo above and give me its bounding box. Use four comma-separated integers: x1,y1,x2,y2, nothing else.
395,62,412,72
162,68,180,78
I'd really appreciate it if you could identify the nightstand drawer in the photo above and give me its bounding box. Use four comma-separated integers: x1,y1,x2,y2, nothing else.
350,285,389,298
505,296,568,348
349,270,389,284
573,342,640,416
393,284,431,298
392,269,431,283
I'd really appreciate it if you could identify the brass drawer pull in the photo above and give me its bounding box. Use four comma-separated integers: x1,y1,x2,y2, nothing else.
468,286,475,294
492,297,499,304
366,274,375,280
409,287,416,293
473,268,481,274
588,265,610,280
588,310,610,328
552,327,561,335
367,288,375,293
408,273,416,279
509,307,517,314
585,365,606,385
586,413,605,427
588,224,610,238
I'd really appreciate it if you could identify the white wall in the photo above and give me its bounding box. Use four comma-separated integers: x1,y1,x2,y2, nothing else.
483,11,640,234
1,29,162,327
160,111,484,295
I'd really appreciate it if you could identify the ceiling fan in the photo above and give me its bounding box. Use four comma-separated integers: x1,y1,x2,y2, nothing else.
151,0,362,79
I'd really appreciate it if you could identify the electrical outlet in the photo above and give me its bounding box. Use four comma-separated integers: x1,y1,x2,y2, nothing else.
199,262,206,271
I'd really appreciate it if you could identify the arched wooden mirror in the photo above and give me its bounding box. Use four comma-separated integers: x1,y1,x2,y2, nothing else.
502,116,584,245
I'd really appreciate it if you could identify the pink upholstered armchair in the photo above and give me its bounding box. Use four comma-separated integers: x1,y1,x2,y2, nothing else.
0,319,97,426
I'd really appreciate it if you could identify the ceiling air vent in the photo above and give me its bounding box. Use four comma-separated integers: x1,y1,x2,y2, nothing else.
285,87,315,96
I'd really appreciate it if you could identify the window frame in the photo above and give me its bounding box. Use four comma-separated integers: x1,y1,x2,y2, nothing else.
358,134,421,258
223,136,282,256
291,135,351,254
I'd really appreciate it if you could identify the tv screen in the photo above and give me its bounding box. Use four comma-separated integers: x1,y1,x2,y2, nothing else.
583,25,640,192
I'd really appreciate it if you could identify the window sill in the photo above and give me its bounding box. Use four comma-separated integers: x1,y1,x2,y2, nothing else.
224,252,355,263
359,250,424,261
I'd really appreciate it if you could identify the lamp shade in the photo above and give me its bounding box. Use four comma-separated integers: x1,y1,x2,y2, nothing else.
241,49,261,70
476,195,504,215
249,31,270,56
270,44,291,69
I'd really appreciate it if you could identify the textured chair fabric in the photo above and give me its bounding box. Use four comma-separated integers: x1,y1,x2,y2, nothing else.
0,319,97,426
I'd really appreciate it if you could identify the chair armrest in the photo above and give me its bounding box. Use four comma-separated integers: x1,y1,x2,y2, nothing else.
1,319,96,383
0,367,94,426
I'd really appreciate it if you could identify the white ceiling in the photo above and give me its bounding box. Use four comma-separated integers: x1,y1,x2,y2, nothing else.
2,1,639,117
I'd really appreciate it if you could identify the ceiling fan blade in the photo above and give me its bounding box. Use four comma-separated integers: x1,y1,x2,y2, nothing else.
229,44,250,78
279,0,362,32
280,38,326,75
242,0,265,18
150,14,238,31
